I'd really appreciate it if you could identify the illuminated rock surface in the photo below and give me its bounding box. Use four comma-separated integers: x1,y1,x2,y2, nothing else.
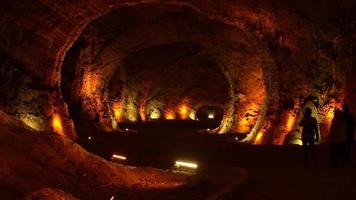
0,1,355,199
0,111,189,199
26,188,80,200
1,0,355,143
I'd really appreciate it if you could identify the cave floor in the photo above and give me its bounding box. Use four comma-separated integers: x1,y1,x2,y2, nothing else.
80,130,356,200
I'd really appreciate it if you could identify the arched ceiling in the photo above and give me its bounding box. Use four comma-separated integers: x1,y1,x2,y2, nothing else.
61,4,264,134
0,0,355,144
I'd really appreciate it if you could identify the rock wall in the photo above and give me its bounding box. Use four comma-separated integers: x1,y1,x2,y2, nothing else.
0,111,187,199
61,5,264,134
0,0,355,143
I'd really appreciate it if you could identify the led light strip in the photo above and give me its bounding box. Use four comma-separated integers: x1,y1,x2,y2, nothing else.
112,154,127,160
175,161,198,169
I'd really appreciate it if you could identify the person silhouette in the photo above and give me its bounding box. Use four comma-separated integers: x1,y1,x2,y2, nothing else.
342,103,355,164
299,107,319,162
329,109,347,167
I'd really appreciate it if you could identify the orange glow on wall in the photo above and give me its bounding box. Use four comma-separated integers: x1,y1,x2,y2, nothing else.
325,101,342,125
286,113,296,131
189,110,196,120
178,104,189,119
51,114,64,136
320,101,342,140
237,118,251,133
82,73,100,96
254,131,264,144
278,112,297,145
325,100,343,121
112,102,124,122
326,108,335,122
165,110,176,120
139,101,146,122
324,107,337,131
236,106,259,133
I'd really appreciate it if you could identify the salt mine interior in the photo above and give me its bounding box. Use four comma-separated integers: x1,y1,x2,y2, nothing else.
0,0,356,199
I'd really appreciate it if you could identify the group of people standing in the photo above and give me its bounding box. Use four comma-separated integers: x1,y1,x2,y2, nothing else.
299,103,355,166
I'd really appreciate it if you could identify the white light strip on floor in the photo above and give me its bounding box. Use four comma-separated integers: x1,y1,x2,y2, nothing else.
112,154,127,160
175,161,198,169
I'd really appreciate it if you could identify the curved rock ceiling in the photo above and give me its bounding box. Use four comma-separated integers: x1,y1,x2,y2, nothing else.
61,4,264,136
0,0,355,144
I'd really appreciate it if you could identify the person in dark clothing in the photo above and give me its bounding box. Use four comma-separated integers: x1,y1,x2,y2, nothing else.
299,107,319,162
342,103,355,163
329,109,347,167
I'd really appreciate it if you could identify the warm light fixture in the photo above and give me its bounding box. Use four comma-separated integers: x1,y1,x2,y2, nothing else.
174,161,198,169
88,136,92,140
111,154,127,160
208,113,215,119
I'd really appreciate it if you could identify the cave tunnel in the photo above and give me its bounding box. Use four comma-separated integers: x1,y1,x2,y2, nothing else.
60,4,265,138
0,0,356,199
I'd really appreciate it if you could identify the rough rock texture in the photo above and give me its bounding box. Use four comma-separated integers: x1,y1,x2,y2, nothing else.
0,111,187,199
61,5,265,134
26,188,80,200
0,0,355,144
0,53,77,139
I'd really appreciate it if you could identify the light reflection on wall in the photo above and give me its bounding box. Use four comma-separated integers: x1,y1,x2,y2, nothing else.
81,73,100,96
125,92,138,122
165,110,176,120
236,105,259,134
189,109,196,120
286,113,296,130
278,111,297,145
51,113,64,136
326,108,335,123
139,100,146,122
178,103,189,119
319,101,342,141
112,101,124,122
149,109,161,119
237,118,251,133
126,103,137,122
291,138,303,145
19,114,44,131
145,100,164,120
254,131,264,144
